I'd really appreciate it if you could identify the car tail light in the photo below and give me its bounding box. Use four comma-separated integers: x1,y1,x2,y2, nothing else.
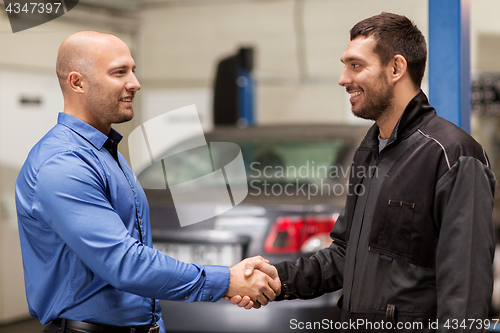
264,214,337,254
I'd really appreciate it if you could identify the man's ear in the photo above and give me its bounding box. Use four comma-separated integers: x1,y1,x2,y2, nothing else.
390,54,407,84
68,71,85,93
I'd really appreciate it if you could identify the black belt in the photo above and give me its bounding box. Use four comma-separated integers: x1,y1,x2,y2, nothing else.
52,318,160,333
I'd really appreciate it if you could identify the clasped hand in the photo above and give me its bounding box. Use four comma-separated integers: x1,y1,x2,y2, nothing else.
225,256,281,309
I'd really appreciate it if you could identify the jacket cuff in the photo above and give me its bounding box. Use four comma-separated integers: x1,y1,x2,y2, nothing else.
274,258,323,301
274,262,293,301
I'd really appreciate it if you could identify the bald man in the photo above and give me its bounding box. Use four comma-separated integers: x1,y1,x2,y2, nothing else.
15,31,280,333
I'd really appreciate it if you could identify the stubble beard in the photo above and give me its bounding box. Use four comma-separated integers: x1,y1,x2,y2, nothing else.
86,80,134,125
352,72,394,122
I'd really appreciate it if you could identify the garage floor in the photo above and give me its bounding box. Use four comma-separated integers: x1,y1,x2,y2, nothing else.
0,317,44,333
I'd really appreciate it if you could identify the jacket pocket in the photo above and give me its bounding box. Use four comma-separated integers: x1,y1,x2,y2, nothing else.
370,199,416,260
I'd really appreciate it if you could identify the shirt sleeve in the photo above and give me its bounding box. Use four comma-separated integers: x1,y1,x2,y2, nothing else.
434,156,496,332
274,208,346,301
31,150,230,302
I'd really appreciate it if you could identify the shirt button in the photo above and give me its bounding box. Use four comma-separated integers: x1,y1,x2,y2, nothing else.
184,296,189,300
209,296,213,301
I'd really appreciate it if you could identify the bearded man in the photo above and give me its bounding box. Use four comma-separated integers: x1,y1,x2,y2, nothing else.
231,12,496,333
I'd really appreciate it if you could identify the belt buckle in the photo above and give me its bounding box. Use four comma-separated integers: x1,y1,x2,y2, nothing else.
148,324,160,333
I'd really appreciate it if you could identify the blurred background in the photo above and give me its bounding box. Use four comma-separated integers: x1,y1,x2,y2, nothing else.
1,0,500,331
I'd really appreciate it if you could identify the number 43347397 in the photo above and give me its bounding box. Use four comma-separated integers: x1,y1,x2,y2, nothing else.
5,3,62,14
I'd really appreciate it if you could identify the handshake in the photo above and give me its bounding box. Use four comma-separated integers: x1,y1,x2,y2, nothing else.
225,256,281,309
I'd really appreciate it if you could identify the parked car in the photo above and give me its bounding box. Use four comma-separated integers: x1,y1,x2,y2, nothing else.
139,124,369,333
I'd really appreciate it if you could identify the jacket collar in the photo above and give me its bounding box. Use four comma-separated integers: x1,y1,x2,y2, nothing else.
359,90,437,151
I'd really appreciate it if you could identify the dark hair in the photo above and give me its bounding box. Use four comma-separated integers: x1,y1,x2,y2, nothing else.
350,12,427,88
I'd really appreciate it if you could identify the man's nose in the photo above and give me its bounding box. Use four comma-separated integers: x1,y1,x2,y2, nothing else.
338,68,351,87
126,73,141,91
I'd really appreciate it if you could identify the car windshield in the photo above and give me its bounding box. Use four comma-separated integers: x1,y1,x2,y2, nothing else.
239,138,347,183
138,129,357,204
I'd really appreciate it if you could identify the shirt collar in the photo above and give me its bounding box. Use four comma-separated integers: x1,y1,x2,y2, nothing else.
57,112,123,150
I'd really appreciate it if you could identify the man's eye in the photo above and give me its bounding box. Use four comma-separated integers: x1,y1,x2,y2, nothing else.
352,64,360,68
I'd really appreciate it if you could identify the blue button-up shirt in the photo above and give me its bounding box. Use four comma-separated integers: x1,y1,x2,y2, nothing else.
15,113,230,330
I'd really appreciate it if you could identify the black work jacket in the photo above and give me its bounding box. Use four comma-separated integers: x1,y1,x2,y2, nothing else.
275,91,496,332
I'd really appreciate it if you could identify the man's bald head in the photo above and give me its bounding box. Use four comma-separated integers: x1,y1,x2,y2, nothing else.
56,31,121,94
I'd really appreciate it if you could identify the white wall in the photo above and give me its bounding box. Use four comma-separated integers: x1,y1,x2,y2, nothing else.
139,0,428,125
137,0,500,125
0,10,134,71
471,0,500,73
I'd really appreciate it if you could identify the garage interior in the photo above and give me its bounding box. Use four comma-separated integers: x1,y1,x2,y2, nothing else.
1,0,500,331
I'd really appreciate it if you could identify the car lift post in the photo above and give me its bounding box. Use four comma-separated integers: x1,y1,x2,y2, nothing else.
429,0,471,133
